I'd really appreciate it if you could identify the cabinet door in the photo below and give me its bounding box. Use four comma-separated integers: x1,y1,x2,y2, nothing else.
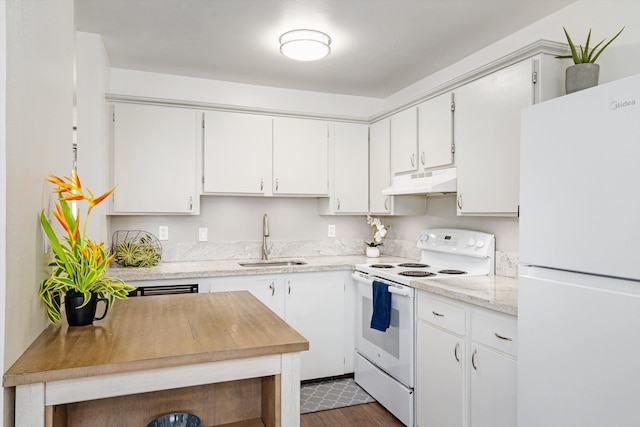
333,122,369,213
369,119,391,214
285,273,345,381
202,111,271,195
455,60,533,216
112,103,198,214
470,345,517,427
418,92,454,170
390,107,418,175
209,276,284,318
272,117,328,195
416,321,464,427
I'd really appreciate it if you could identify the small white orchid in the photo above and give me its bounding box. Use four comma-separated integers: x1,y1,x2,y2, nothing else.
366,215,389,247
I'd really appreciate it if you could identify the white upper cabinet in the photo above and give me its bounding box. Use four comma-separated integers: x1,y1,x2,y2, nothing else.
454,59,535,216
418,92,454,170
272,117,329,196
369,119,392,214
202,111,271,195
369,118,426,215
319,122,369,214
390,106,419,175
110,103,199,214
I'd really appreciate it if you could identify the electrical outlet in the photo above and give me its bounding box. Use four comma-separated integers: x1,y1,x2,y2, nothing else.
328,224,336,238
158,226,169,241
198,227,208,242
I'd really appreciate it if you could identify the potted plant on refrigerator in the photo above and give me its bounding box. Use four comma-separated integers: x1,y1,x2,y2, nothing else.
556,26,624,94
39,171,135,326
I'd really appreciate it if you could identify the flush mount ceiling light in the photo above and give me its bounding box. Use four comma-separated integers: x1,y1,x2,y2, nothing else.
279,29,331,61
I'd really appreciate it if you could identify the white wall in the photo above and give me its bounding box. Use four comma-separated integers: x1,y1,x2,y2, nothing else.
102,1,639,257
109,67,382,120
76,32,111,242
0,1,7,423
3,0,74,425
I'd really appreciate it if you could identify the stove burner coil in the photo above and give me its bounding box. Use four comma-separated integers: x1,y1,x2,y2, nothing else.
397,263,430,268
438,269,467,275
370,264,394,268
398,271,437,277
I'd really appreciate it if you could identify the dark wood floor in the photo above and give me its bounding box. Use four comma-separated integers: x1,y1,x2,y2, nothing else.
300,402,405,427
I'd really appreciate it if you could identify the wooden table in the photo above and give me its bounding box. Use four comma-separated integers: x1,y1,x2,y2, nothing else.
3,292,309,427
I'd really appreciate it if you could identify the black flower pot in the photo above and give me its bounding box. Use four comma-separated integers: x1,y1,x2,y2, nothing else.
64,293,109,327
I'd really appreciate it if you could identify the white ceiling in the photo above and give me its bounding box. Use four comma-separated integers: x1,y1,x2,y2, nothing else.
75,0,576,98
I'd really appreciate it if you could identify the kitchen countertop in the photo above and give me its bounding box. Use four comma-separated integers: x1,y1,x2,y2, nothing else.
410,275,518,316
109,255,518,315
108,255,413,281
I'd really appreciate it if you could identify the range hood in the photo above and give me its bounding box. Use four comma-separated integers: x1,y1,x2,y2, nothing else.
382,167,456,196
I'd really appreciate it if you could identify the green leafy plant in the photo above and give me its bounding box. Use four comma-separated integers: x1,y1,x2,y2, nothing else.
114,234,161,267
556,26,624,64
39,172,136,324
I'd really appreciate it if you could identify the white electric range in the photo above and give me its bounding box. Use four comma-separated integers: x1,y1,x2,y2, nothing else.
351,228,495,426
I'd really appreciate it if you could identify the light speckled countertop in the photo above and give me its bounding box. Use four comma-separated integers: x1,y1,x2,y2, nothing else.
110,256,518,315
411,275,518,316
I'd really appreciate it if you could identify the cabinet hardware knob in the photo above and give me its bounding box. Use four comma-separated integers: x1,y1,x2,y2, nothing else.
454,342,460,362
432,310,444,317
494,332,513,341
457,194,463,209
188,196,193,211
337,198,340,210
472,349,478,370
384,197,389,211
421,152,425,166
269,282,275,296
260,178,264,192
275,178,279,191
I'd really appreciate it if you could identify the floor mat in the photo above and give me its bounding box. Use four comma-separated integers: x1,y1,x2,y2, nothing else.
300,377,376,414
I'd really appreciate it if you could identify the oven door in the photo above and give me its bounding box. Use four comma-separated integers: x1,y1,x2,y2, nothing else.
352,272,414,388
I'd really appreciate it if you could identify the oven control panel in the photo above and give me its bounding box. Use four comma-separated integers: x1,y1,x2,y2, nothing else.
417,228,495,257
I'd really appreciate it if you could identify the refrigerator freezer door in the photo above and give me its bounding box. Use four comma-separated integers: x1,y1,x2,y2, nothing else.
518,266,640,427
519,74,640,281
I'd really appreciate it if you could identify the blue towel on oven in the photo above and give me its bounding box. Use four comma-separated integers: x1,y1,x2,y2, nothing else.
370,280,392,332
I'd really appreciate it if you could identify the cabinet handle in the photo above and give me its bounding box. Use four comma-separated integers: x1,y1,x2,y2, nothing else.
420,152,425,166
454,342,460,362
432,310,444,317
269,282,275,296
471,349,478,370
188,196,193,211
384,197,389,211
410,154,415,167
275,178,279,192
494,332,513,341
288,281,291,295
457,194,463,209
260,178,264,192
337,198,340,210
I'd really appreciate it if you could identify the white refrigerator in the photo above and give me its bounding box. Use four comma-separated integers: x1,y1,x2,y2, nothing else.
518,73,640,427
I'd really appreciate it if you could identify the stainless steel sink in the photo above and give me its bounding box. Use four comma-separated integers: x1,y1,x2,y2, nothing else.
238,260,307,267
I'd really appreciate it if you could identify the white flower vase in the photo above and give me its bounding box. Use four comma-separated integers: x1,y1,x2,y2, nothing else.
366,246,380,258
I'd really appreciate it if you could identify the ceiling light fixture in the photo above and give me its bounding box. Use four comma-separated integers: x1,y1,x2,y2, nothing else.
279,29,331,61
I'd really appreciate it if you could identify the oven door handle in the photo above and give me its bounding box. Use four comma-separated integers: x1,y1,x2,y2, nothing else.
351,273,413,297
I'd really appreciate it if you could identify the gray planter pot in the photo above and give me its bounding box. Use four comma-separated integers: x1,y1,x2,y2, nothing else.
565,63,600,94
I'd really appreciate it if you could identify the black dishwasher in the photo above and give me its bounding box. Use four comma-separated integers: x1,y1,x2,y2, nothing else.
128,284,199,297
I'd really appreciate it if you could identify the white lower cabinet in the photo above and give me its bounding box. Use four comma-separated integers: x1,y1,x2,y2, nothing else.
416,321,464,427
209,271,348,381
416,291,517,427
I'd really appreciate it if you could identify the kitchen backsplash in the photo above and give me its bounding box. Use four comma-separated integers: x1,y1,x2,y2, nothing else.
156,238,519,278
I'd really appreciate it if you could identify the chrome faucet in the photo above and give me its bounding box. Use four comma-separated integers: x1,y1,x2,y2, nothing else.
262,213,270,260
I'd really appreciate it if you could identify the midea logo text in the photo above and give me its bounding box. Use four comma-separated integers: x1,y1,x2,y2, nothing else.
610,99,636,110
